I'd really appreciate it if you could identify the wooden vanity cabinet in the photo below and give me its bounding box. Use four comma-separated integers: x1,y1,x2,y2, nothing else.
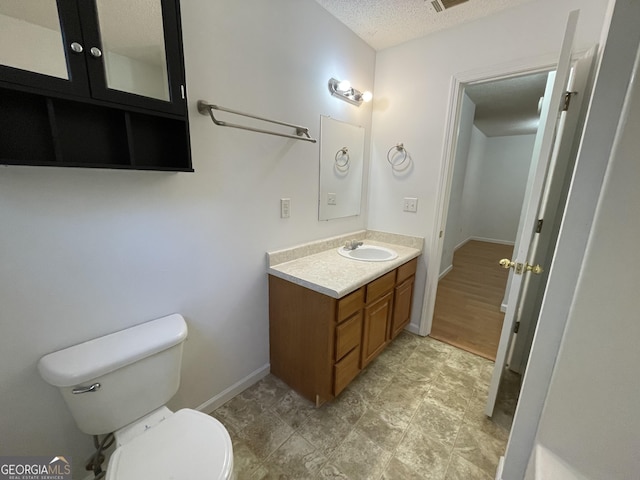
269,257,418,406
268,276,364,406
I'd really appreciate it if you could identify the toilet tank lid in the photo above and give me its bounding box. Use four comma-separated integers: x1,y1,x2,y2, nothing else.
38,314,188,387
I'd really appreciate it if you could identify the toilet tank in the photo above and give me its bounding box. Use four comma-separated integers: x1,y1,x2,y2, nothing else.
38,314,188,435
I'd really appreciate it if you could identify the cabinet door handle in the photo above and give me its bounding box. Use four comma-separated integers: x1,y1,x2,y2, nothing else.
70,42,84,54
90,47,103,58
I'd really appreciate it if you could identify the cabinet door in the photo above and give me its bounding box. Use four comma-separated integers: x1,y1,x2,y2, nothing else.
0,0,90,96
78,0,186,114
361,291,393,367
391,276,414,339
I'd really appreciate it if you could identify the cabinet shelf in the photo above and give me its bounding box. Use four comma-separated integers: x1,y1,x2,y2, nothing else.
0,87,192,171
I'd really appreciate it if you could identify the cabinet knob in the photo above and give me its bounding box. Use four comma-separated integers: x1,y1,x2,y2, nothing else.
90,47,103,58
70,42,83,54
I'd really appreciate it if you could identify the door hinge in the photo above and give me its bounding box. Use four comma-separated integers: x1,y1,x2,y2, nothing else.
180,84,185,100
514,321,520,334
535,218,544,233
562,91,577,111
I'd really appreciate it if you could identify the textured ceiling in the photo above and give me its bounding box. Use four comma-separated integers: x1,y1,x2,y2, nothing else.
313,0,548,137
313,0,535,51
466,72,549,137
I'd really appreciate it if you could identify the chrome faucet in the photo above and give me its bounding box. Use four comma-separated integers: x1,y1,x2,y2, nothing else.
344,240,364,250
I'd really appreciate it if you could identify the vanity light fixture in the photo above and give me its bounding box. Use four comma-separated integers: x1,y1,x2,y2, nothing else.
328,77,372,106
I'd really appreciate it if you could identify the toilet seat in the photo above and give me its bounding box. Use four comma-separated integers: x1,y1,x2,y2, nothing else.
106,408,233,480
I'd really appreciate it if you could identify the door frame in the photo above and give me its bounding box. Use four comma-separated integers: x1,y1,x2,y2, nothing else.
419,52,562,336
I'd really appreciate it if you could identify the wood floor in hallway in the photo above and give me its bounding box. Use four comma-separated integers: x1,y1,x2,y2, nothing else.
430,240,514,361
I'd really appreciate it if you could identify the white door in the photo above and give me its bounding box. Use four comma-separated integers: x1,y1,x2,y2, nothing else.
508,46,596,375
484,10,579,417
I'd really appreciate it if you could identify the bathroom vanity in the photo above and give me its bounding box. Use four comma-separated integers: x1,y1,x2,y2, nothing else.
267,231,422,406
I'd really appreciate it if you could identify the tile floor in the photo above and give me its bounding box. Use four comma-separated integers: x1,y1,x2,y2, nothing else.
212,332,520,480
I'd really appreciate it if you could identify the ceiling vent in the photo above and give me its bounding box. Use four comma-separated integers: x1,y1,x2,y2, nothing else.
431,0,469,12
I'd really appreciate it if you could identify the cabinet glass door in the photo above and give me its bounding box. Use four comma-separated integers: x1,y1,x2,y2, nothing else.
0,1,68,79
94,0,170,101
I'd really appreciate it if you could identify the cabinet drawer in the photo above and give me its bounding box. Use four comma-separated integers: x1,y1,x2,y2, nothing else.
337,287,364,323
335,312,362,361
397,258,418,283
334,346,360,396
366,270,396,303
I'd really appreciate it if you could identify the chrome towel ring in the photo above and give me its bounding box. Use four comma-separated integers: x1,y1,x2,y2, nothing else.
335,147,350,168
387,143,409,168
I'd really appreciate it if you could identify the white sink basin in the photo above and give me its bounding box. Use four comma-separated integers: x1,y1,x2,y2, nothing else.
338,245,398,262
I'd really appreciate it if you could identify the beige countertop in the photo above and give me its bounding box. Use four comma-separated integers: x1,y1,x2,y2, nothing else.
267,232,422,298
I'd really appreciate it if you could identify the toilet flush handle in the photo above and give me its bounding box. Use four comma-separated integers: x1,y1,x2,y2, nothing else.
72,382,101,394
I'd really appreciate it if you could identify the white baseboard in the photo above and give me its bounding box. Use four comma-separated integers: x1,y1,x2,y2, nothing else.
439,264,453,280
495,455,505,480
468,236,515,246
196,363,271,414
405,323,424,336
454,237,470,252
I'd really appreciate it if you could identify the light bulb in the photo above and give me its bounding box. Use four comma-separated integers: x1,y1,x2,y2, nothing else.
361,91,373,102
337,79,351,92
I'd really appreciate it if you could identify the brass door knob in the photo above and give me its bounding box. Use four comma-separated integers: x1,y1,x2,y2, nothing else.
526,264,544,275
499,258,515,269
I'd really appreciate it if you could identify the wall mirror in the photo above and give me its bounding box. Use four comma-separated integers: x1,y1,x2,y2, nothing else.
0,1,68,79
319,116,365,221
95,0,170,101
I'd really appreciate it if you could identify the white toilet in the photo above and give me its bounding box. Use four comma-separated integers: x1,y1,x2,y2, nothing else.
38,314,233,480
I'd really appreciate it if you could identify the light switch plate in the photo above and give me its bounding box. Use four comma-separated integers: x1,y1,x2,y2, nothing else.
280,198,291,218
403,197,418,212
327,193,337,205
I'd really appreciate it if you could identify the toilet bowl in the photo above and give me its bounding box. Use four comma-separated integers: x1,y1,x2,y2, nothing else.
38,314,233,479
106,408,233,480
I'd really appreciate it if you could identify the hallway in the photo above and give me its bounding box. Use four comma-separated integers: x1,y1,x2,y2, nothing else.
430,241,513,360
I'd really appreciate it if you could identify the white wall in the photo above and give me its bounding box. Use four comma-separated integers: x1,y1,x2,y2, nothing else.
369,0,610,332
459,126,487,247
0,0,375,475
527,38,640,480
467,133,535,243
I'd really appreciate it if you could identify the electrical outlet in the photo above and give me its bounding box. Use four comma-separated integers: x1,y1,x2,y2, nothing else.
403,197,418,212
327,193,337,205
280,198,290,218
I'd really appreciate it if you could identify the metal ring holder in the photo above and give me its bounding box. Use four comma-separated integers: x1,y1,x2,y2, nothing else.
387,143,409,169
335,147,350,169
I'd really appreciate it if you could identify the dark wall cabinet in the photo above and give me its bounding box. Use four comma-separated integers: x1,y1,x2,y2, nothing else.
0,0,192,171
